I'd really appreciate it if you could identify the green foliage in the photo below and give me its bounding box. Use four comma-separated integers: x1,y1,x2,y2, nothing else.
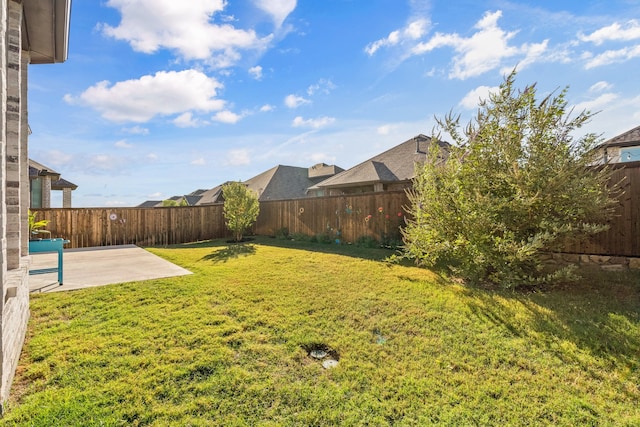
162,198,188,207
4,240,639,425
356,235,379,248
402,70,620,288
289,232,312,241
28,210,50,237
222,182,260,242
313,232,333,244
274,227,290,239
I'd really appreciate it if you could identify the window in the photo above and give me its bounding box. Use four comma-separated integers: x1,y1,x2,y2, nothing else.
620,146,640,162
30,178,42,208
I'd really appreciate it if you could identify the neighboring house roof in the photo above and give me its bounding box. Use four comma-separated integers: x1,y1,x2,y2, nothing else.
137,190,211,207
29,158,78,189
308,163,344,179
137,200,163,208
193,164,345,205
313,134,449,190
597,125,640,149
29,159,60,179
195,183,227,205
51,178,78,190
183,195,202,206
246,165,343,201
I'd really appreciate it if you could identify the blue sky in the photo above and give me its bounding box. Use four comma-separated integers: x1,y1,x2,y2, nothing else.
28,0,640,207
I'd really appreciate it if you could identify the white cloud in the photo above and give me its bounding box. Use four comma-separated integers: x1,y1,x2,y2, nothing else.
173,112,203,128
309,152,336,163
284,94,311,108
459,85,498,110
292,116,335,129
101,0,272,67
122,125,149,135
40,150,74,168
260,104,275,112
191,157,206,166
87,154,129,173
377,124,396,135
147,192,163,198
252,0,297,28
105,200,127,207
227,148,251,165
249,65,263,80
307,79,336,96
573,93,620,113
115,139,133,148
589,81,613,93
147,153,158,161
65,70,225,123
580,94,640,140
411,10,548,79
584,44,640,69
212,110,243,124
578,20,640,45
365,18,430,55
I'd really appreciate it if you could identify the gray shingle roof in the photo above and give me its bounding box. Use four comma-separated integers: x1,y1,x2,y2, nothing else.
29,158,78,188
246,165,322,201
195,184,226,205
599,125,640,148
194,164,344,204
313,134,449,189
29,159,60,179
183,195,202,206
51,178,78,190
137,200,163,208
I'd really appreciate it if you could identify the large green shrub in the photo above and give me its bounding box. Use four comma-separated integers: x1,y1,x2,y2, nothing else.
402,71,620,288
222,182,260,242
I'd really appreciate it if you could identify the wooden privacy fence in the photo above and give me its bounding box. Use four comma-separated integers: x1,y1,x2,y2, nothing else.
255,191,410,244
32,192,410,249
31,163,640,257
562,162,640,258
31,205,228,249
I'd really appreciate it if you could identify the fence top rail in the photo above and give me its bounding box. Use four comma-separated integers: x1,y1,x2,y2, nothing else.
258,190,409,205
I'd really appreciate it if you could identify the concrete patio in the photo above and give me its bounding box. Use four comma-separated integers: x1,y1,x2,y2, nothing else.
29,245,192,293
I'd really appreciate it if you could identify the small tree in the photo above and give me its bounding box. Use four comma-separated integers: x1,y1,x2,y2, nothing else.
402,70,620,288
222,181,260,242
162,198,188,207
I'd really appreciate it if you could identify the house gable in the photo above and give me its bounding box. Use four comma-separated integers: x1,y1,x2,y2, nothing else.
594,125,640,164
311,134,449,194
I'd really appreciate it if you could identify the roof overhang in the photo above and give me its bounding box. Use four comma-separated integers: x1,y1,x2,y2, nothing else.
22,0,72,64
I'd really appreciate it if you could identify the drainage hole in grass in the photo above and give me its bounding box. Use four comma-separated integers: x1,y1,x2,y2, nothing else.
302,343,340,369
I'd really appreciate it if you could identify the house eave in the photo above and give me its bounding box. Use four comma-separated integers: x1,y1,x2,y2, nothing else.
22,0,72,64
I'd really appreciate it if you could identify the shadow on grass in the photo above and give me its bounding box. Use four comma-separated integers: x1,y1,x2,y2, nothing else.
252,235,400,262
463,269,640,384
200,243,257,263
166,235,402,262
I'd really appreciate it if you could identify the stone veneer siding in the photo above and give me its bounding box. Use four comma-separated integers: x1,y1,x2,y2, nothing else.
0,0,31,411
541,252,640,272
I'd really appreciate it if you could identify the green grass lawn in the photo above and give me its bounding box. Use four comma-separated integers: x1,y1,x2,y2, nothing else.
3,237,639,426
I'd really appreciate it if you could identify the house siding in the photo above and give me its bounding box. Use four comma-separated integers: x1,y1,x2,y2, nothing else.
0,0,32,410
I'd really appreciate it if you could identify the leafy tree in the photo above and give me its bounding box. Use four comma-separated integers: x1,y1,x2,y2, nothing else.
162,198,188,207
401,71,620,288
222,181,260,242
